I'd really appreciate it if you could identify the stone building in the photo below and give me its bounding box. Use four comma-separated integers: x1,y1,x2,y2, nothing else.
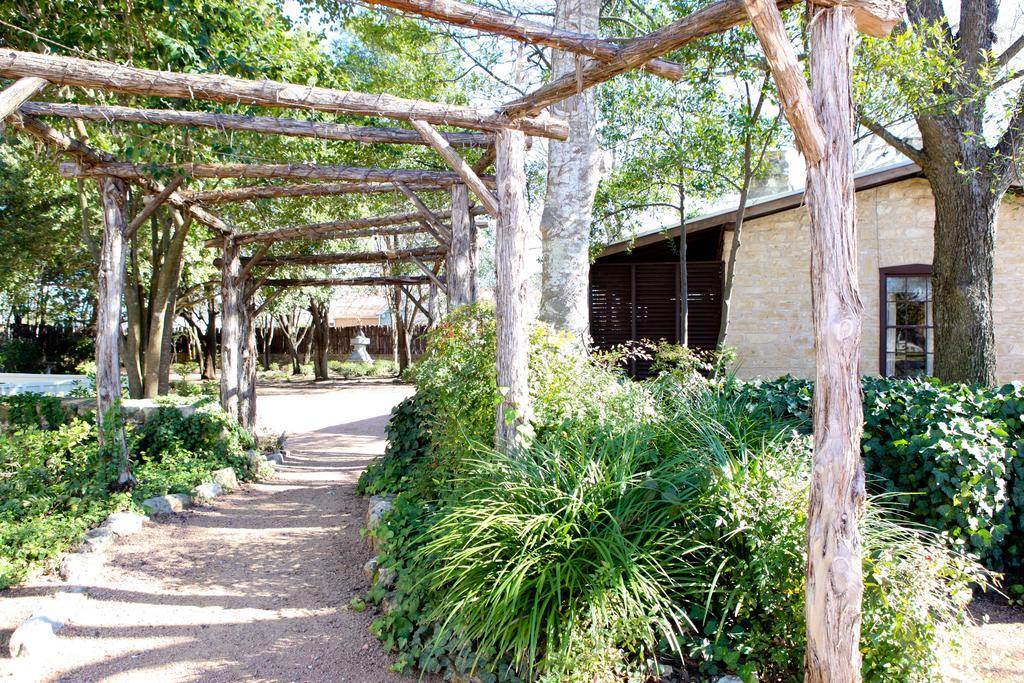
589,162,1024,382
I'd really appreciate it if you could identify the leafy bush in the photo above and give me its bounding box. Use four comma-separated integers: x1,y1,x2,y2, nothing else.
0,403,256,589
329,359,399,379
1,393,71,429
171,379,219,398
357,395,432,497
368,380,988,682
0,338,44,372
734,376,1023,568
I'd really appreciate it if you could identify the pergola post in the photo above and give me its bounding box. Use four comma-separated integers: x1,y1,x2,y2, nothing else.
96,176,132,487
447,183,478,308
220,237,243,420
804,4,865,681
493,129,531,451
238,293,258,431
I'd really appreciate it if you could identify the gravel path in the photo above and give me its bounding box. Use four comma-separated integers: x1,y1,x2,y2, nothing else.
1,380,414,682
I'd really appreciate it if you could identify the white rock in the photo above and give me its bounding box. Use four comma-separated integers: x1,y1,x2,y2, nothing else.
265,451,285,465
80,527,115,553
8,616,61,657
717,677,743,683
376,566,397,590
59,553,104,583
141,493,192,515
101,511,148,536
366,495,394,532
363,557,380,583
193,482,222,501
212,467,239,490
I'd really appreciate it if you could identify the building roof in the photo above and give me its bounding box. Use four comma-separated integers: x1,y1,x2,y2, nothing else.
599,161,924,257
329,292,386,322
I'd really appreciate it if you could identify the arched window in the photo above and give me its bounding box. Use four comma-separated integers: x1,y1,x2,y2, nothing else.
879,264,933,377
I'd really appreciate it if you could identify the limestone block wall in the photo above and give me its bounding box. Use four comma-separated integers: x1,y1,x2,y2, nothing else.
722,178,1024,382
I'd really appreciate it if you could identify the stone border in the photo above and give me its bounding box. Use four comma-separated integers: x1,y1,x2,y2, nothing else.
7,458,262,659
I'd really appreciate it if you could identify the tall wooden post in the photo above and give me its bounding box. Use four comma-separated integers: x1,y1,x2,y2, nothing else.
447,182,477,308
220,237,242,420
96,176,132,487
238,293,258,431
494,129,532,451
804,5,865,681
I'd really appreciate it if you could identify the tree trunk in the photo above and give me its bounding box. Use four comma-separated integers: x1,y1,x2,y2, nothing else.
804,6,865,682
142,211,191,397
537,0,601,340
220,239,242,419
678,181,688,346
394,286,411,371
494,128,532,451
309,299,330,380
928,170,999,385
96,176,132,489
122,238,145,399
719,141,755,346
202,294,218,380
238,296,257,430
447,183,478,308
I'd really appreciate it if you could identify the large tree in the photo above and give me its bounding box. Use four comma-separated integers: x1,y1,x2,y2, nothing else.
857,0,1023,384
537,0,603,339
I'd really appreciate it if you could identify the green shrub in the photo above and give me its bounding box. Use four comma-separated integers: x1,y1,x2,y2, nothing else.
172,379,219,398
357,395,432,496
329,359,399,379
0,338,44,372
733,376,1023,568
1,393,71,429
369,382,987,682
0,403,255,589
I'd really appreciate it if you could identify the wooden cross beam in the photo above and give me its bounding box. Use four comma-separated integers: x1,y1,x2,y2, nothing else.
19,101,493,148
59,161,496,187
215,206,483,245
359,0,684,81
400,284,435,324
182,180,453,204
0,77,47,121
411,119,500,216
215,246,447,267
394,181,453,244
0,49,569,139
7,112,235,236
204,223,436,248
261,275,433,287
123,176,186,239
742,0,903,165
500,0,799,118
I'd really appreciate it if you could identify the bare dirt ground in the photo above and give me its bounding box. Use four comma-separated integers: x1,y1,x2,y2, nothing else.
945,593,1024,682
0,380,414,683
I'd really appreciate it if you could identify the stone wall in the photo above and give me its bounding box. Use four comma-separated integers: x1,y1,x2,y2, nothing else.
722,178,1024,382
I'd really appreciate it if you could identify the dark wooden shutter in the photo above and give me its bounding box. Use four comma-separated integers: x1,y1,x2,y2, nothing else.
590,261,723,378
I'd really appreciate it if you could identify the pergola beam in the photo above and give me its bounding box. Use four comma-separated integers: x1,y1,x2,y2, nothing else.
501,0,799,118
218,206,482,245
218,246,447,267
182,180,451,204
743,0,825,164
124,175,186,239
7,112,234,236
0,49,569,139
394,181,453,244
59,161,495,187
19,101,493,148
0,77,48,121
411,119,500,216
261,275,433,287
359,0,683,81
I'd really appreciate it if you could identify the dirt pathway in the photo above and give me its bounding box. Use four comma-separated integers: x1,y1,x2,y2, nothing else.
0,380,414,682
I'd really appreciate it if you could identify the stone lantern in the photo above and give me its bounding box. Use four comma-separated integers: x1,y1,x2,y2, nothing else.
348,329,372,363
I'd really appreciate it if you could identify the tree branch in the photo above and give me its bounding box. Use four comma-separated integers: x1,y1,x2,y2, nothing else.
857,108,927,166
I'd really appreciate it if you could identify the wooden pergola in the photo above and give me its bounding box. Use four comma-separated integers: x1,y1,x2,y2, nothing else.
0,0,903,678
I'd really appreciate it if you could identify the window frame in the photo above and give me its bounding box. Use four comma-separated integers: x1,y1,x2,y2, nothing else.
878,263,933,378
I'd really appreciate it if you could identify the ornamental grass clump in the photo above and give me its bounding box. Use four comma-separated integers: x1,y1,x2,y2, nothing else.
401,378,991,681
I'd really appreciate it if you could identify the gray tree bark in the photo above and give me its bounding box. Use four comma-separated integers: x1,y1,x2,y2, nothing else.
538,0,602,340
494,129,532,451
447,183,478,307
96,176,132,488
804,5,865,681
220,239,242,419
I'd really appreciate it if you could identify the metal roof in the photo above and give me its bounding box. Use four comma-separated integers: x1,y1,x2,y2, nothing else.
598,161,923,257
